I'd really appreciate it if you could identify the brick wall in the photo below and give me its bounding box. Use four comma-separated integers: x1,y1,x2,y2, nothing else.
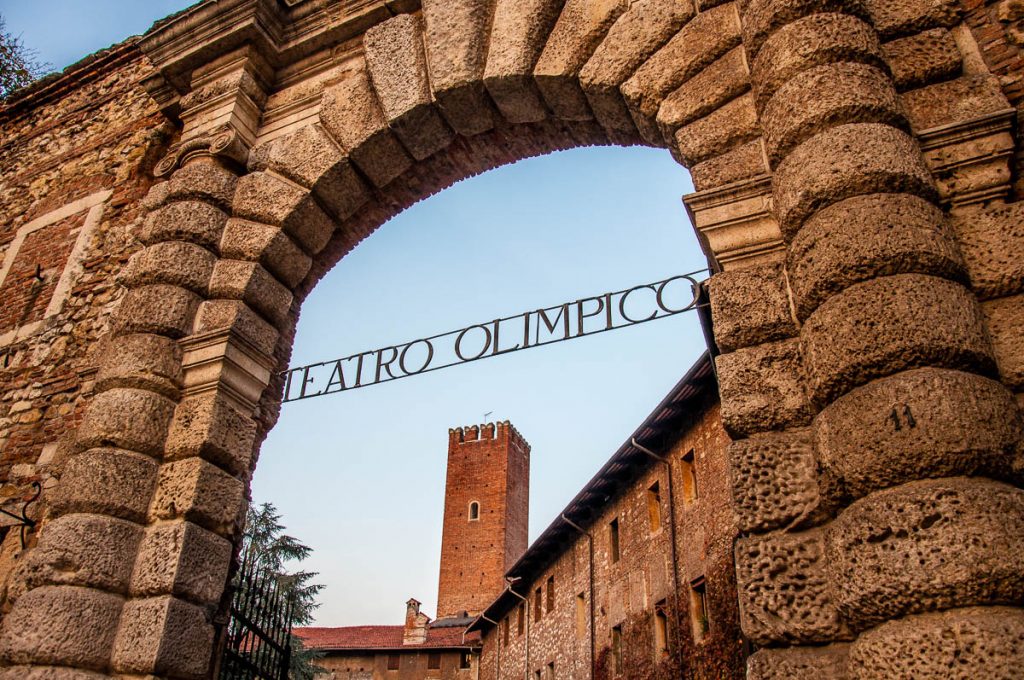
317,649,476,680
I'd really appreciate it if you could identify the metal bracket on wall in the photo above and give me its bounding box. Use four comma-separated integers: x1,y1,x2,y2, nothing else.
0,482,41,549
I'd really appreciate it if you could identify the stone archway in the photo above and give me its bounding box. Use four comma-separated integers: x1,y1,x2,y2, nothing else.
1,0,1023,678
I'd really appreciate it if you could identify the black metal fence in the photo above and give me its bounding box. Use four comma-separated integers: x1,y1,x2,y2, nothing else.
214,550,294,680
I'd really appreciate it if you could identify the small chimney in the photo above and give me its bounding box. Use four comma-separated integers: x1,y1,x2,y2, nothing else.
404,598,429,645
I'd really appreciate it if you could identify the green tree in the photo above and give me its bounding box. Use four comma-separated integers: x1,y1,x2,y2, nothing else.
241,502,327,680
0,15,50,99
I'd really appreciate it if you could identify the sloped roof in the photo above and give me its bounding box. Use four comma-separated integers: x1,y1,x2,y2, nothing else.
294,625,477,651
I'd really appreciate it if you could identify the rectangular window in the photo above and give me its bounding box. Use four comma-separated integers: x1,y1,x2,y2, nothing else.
546,575,555,613
460,652,471,669
611,625,623,674
534,587,543,621
502,615,510,647
681,449,698,504
575,592,587,638
647,481,662,532
387,654,400,671
654,599,669,659
534,671,542,680
547,661,555,679
517,603,525,636
427,652,441,670
690,577,708,641
609,518,620,564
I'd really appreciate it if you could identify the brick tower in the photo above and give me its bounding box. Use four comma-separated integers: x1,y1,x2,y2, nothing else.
436,421,530,619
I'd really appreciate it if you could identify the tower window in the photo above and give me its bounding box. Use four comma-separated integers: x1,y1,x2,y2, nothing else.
468,501,480,521
690,576,708,641
609,518,620,563
654,599,669,659
517,603,525,635
681,449,698,504
576,592,587,637
502,616,510,646
534,586,543,621
611,625,623,674
647,481,662,532
546,575,555,613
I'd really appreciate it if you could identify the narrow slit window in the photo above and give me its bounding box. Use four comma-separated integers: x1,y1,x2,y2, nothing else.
534,586,543,621
502,616,510,647
547,661,555,679
654,599,669,659
609,518,620,564
681,449,698,504
611,625,623,674
517,603,525,636
690,576,708,641
576,592,587,638
647,481,662,532
546,575,555,613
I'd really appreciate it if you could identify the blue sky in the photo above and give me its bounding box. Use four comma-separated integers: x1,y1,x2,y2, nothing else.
4,2,710,626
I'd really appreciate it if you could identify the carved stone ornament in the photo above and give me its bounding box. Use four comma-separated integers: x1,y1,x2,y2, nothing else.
154,126,251,178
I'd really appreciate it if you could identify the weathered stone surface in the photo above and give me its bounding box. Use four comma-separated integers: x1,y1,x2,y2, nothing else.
751,12,884,110
76,387,176,457
422,0,498,135
483,0,567,123
710,261,796,352
622,3,741,143
902,74,1011,132
863,0,960,40
534,0,630,120
364,14,455,160
826,478,1024,630
815,368,1023,500
0,667,111,680
111,595,213,680
114,283,201,339
658,46,750,138
247,124,369,221
122,241,215,296
849,606,1024,679
130,521,232,606
166,161,238,212
741,0,872,59
690,138,769,191
96,333,183,399
952,201,1024,300
320,69,413,187
193,299,280,357
787,193,964,319
674,92,760,166
717,338,813,438
52,449,158,523
774,123,937,238
142,181,171,212
579,0,694,133
139,200,228,251
735,528,847,644
982,294,1024,390
882,27,961,91
747,644,850,680
729,430,824,534
209,259,293,327
220,218,312,289
165,392,257,477
801,274,994,404
232,171,334,256
150,457,246,536
0,586,123,670
762,62,904,164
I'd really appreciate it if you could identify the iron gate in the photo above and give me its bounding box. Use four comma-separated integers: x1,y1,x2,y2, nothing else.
214,550,294,680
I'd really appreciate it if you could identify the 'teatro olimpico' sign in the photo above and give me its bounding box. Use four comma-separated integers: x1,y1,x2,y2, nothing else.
282,271,708,403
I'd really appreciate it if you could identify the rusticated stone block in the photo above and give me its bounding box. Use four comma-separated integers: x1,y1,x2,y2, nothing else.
762,63,904,165
193,299,280,357
982,294,1024,390
122,241,215,296
741,0,872,59
735,528,847,644
863,0,960,40
815,368,1023,501
774,123,937,238
751,12,884,111
209,260,293,327
0,667,111,680
826,478,1024,630
422,0,498,135
114,284,200,339
0,586,123,670
320,69,413,187
364,14,455,160
801,274,994,404
849,606,1024,679
220,218,311,289
52,449,158,523
902,75,1011,132
534,0,629,120
788,193,964,320
882,28,961,91
150,457,246,536
96,333,183,399
709,261,796,353
166,161,238,211
76,387,176,457
111,595,213,680
674,92,759,166
717,338,813,438
232,171,334,256
142,181,171,212
622,3,741,143
18,514,142,594
483,0,566,123
747,644,850,680
247,124,369,221
579,0,694,133
952,201,1024,301
130,521,232,606
658,46,750,138
165,392,257,477
690,138,769,191
729,430,824,534
139,200,228,251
